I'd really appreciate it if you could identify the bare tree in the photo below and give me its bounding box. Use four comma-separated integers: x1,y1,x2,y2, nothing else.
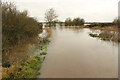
45,8,58,27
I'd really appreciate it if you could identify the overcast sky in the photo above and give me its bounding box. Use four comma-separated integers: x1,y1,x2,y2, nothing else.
4,0,120,22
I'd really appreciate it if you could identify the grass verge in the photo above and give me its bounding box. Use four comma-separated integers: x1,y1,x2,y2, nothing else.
2,56,41,79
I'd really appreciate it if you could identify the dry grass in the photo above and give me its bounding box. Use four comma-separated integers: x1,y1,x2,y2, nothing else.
101,26,118,32
2,36,39,67
89,26,118,32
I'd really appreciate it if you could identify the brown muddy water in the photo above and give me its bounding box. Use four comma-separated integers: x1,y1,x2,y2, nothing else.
39,27,118,78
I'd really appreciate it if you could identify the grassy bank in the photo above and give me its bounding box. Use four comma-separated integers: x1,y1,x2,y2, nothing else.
2,38,50,79
1,2,49,79
2,1,42,70
2,56,42,79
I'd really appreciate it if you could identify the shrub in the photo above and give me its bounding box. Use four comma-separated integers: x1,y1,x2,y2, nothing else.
65,17,85,26
73,18,85,26
2,2,40,49
65,18,73,26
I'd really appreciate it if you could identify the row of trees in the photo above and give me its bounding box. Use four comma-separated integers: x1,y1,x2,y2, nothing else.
65,17,85,26
2,2,41,49
44,8,85,27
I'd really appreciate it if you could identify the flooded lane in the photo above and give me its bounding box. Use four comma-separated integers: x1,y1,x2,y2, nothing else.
39,27,118,78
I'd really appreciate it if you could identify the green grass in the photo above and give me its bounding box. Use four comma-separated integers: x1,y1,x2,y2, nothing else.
3,56,42,79
43,56,46,61
40,52,47,55
89,33,98,37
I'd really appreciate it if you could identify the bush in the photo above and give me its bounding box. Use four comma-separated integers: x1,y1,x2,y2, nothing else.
2,2,40,49
65,17,85,26
73,18,85,26
65,18,73,26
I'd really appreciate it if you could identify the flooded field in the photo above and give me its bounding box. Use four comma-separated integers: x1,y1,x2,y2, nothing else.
38,27,118,78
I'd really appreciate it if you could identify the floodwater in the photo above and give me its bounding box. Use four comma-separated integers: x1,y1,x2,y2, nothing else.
38,27,118,78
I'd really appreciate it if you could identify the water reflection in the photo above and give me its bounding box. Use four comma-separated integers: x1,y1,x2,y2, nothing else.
39,27,118,78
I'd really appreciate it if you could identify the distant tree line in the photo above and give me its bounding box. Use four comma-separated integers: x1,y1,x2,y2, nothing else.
65,17,85,26
87,23,115,28
86,18,119,28
2,2,42,50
